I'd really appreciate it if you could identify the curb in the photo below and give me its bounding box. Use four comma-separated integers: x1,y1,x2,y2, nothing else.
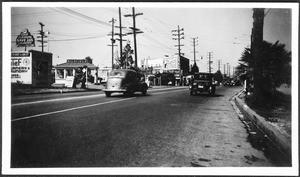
233,91,291,160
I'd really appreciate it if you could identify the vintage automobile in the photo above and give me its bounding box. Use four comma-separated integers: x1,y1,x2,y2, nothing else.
189,72,216,96
103,69,148,97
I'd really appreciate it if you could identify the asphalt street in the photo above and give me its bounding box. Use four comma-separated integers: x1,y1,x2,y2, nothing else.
11,86,275,167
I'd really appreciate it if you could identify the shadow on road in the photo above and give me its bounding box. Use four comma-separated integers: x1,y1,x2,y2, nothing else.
105,93,150,98
190,94,224,97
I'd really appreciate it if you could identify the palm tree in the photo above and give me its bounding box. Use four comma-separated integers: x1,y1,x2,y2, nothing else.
237,40,291,96
190,62,199,75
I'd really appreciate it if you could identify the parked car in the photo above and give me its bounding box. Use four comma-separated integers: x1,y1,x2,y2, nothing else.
103,69,148,97
189,72,216,96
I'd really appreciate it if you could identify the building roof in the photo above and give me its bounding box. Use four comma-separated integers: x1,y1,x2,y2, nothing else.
54,61,98,69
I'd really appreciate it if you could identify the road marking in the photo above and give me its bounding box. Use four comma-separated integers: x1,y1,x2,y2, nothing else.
151,89,186,95
12,94,106,106
12,87,187,106
11,88,187,122
11,97,136,122
148,86,187,92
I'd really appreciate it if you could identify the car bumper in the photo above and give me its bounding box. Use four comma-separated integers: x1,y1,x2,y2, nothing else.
190,88,207,92
103,88,127,92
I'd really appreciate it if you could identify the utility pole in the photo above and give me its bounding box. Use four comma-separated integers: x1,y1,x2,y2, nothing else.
252,8,265,99
190,37,198,63
207,52,213,73
108,18,117,69
227,63,229,76
117,7,125,60
114,7,127,65
39,22,45,52
223,64,226,77
124,7,143,67
172,26,185,57
218,60,221,71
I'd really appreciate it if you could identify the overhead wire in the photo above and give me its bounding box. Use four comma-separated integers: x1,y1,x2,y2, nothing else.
12,10,57,16
50,7,111,29
59,7,112,27
48,34,108,42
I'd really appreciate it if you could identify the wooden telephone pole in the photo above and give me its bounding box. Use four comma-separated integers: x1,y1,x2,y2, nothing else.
39,22,45,52
124,7,143,67
108,18,117,69
207,52,213,73
172,26,185,57
252,8,265,99
191,37,198,64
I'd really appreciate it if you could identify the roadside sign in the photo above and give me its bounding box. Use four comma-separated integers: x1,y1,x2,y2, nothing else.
65,76,75,88
16,29,35,47
11,51,32,84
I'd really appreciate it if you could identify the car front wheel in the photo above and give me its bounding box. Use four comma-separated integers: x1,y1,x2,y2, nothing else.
142,88,147,96
105,92,111,97
125,87,134,97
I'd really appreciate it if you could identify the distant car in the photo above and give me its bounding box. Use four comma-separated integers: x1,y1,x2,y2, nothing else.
103,69,148,97
189,72,216,96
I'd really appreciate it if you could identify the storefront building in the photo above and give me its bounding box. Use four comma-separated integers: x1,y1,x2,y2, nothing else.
141,55,190,85
53,58,98,86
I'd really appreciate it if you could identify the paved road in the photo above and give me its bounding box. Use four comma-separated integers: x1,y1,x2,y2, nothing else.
11,86,274,167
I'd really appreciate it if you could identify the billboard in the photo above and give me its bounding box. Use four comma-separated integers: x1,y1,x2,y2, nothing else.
11,52,32,84
163,55,179,69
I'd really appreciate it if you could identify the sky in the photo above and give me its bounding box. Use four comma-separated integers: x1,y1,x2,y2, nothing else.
10,3,292,75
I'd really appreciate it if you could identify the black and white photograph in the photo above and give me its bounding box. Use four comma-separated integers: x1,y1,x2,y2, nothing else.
2,1,299,176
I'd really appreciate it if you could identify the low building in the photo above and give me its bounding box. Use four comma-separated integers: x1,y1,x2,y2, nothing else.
11,50,53,87
98,67,112,83
53,58,98,86
141,55,190,85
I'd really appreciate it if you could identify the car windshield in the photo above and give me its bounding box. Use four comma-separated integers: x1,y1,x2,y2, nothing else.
109,71,125,78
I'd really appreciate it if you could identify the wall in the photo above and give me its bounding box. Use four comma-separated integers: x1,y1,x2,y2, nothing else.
30,50,53,87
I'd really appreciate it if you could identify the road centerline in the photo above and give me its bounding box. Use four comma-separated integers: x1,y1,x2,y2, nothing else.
12,94,106,107
12,97,136,122
12,86,187,106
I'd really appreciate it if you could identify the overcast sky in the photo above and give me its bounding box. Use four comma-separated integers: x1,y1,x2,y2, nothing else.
10,3,292,75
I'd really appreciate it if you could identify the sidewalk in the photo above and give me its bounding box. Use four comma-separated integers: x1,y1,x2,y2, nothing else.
232,90,291,161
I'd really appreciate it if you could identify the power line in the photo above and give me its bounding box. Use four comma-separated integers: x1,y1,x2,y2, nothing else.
48,34,107,42
12,9,55,16
50,31,106,37
142,33,175,52
52,7,111,28
264,9,271,18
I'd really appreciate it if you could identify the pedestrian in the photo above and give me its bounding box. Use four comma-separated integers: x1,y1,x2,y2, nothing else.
81,73,86,89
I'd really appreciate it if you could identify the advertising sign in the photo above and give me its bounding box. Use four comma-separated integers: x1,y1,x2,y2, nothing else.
163,56,178,69
65,76,75,88
11,52,32,84
16,29,35,47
